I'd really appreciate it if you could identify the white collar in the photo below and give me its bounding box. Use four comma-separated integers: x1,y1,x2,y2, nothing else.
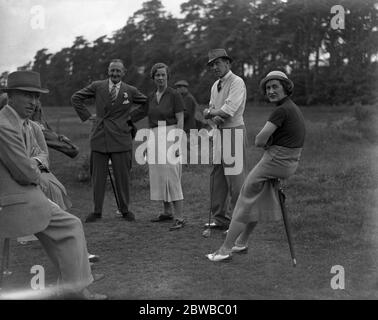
219,70,232,82
109,79,121,88
7,105,26,128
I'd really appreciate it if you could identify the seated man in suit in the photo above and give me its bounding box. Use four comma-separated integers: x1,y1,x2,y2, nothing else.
0,71,106,299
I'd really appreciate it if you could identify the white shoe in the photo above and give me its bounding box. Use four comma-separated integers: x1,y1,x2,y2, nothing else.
231,245,248,254
206,251,232,262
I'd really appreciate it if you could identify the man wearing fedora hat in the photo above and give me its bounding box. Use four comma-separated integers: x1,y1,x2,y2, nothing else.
207,70,305,262
0,71,106,299
202,49,248,230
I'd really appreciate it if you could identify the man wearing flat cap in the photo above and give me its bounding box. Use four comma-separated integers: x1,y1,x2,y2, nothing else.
174,80,202,163
174,80,198,134
203,49,248,230
0,71,106,299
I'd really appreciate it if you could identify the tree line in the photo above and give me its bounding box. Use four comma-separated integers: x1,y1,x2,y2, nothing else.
1,0,377,107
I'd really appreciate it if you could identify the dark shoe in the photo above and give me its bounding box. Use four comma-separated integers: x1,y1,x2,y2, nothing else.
88,254,100,263
122,211,135,221
169,219,185,231
85,213,102,223
204,222,228,230
92,273,105,282
151,215,173,222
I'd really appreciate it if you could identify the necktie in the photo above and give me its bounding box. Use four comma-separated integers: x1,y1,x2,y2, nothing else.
110,84,117,103
217,79,222,92
22,120,30,152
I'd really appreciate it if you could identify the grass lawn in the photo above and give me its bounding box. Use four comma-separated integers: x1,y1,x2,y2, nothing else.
1,103,378,300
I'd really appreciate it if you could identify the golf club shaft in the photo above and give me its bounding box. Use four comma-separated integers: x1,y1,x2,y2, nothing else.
278,187,296,266
207,161,215,235
108,165,121,211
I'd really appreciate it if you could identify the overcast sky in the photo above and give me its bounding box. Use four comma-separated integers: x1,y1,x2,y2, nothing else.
0,0,182,74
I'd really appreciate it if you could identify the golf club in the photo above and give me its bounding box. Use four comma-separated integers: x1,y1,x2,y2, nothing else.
0,238,12,290
277,180,297,267
202,156,214,238
107,161,121,214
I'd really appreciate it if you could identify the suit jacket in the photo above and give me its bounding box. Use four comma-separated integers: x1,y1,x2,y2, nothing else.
29,120,49,169
0,105,52,238
28,121,72,210
71,79,148,153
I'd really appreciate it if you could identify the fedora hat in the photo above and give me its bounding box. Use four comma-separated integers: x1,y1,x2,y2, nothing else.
259,70,294,94
2,71,49,94
207,48,233,66
174,80,189,87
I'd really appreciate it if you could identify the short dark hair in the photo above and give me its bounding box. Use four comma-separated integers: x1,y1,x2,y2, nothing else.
278,79,293,96
150,62,170,80
264,79,293,96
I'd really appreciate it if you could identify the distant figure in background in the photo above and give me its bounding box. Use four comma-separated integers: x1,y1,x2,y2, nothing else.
207,70,306,262
174,80,198,134
148,63,186,230
71,59,148,223
174,79,201,163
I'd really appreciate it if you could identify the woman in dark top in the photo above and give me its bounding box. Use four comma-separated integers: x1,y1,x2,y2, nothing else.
147,63,186,230
207,70,306,261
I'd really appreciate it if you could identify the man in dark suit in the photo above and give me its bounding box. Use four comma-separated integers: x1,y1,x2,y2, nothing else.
0,71,106,299
174,80,198,134
71,59,148,223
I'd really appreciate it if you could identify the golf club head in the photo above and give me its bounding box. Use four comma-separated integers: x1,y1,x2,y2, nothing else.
202,228,211,238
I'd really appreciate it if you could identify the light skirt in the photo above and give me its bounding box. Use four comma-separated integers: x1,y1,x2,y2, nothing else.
233,145,302,223
148,125,184,202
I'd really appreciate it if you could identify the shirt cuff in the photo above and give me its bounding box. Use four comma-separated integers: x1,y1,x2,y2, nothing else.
32,157,43,165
